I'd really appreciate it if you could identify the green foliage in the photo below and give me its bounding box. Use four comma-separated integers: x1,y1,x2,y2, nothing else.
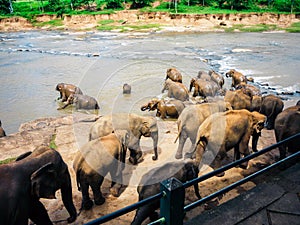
131,0,155,9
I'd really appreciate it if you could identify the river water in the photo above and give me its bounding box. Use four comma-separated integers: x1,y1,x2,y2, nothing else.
0,31,299,135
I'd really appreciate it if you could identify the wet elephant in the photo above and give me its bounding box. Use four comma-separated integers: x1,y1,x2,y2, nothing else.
225,69,247,88
131,160,201,225
259,94,284,130
73,130,129,210
0,120,6,137
141,98,185,119
236,82,262,96
274,104,300,159
209,70,225,88
189,77,219,98
224,89,252,110
89,113,159,164
55,83,83,102
197,71,211,81
193,109,266,174
162,79,189,101
58,93,100,110
175,101,232,159
166,68,182,83
123,83,131,94
0,146,77,225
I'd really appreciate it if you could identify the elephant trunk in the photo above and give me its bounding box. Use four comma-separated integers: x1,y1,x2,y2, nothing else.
193,183,201,199
60,168,77,223
151,131,159,161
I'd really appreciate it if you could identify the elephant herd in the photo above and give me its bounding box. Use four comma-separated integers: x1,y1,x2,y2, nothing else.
0,68,299,225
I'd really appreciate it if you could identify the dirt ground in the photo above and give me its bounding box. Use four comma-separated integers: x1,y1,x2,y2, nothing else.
0,112,280,225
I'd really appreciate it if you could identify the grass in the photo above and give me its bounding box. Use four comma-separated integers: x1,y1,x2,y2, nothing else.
33,19,64,28
223,24,278,32
285,22,300,32
0,157,16,165
97,21,161,32
49,134,58,150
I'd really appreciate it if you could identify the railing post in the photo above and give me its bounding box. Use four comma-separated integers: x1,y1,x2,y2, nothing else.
160,177,185,225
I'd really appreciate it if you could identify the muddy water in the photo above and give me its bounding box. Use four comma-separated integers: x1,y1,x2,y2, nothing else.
0,31,299,134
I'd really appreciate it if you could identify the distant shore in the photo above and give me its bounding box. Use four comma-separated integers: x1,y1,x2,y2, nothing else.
0,11,299,32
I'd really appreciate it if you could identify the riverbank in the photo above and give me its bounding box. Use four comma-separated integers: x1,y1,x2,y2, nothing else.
0,113,280,224
0,11,299,32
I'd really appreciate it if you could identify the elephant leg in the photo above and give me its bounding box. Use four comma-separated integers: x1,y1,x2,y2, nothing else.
90,176,105,205
211,153,225,177
184,143,196,159
131,203,157,225
195,140,207,167
238,142,250,169
129,148,143,165
80,181,93,210
234,146,241,161
251,131,261,152
110,166,123,197
175,132,188,159
29,199,52,225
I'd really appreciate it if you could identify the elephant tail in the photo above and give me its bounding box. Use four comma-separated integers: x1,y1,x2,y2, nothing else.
76,169,82,191
174,120,182,143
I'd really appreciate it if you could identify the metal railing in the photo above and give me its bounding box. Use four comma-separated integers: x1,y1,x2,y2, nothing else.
85,132,300,225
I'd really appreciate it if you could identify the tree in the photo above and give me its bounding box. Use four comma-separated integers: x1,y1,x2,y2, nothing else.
0,0,12,13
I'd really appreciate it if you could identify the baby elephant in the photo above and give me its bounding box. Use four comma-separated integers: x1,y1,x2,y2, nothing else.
73,130,129,210
141,98,185,119
58,93,99,110
131,160,200,225
123,83,131,94
0,120,6,137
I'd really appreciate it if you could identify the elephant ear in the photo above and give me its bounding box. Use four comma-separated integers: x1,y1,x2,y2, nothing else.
114,130,129,147
140,121,151,137
251,112,266,133
31,163,58,199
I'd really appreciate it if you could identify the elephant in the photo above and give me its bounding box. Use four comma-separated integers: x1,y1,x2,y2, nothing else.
73,130,129,210
225,69,247,88
174,101,232,159
209,70,225,88
57,93,100,110
0,146,77,225
131,160,201,225
224,89,252,110
56,83,83,102
189,78,219,98
259,94,284,130
0,120,6,137
197,71,211,81
236,82,262,96
193,109,266,174
123,83,131,94
89,113,159,164
274,105,300,159
140,98,185,119
162,78,189,101
166,68,183,83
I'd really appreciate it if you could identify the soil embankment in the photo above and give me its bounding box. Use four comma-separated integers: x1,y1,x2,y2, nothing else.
0,11,299,32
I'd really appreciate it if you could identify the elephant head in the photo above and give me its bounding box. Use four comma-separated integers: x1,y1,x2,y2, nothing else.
250,111,266,153
166,68,182,83
189,78,196,92
161,79,173,93
225,69,235,78
17,147,77,223
183,161,201,199
140,98,159,111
